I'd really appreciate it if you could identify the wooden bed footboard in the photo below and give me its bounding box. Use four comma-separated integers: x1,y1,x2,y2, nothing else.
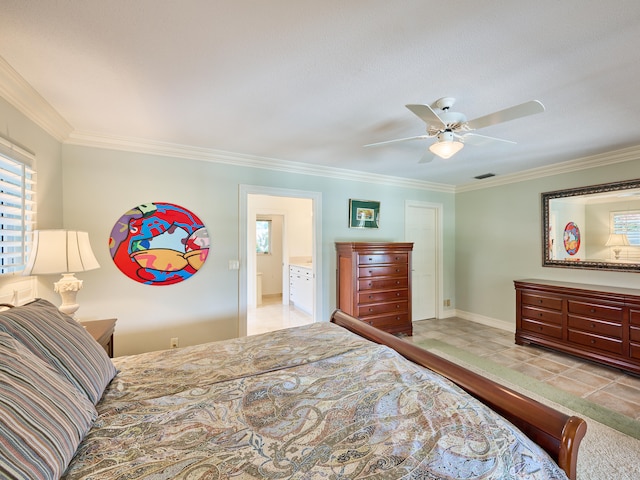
330,310,587,480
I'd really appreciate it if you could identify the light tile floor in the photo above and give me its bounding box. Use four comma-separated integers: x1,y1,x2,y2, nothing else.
409,317,640,422
247,294,313,336
247,302,640,422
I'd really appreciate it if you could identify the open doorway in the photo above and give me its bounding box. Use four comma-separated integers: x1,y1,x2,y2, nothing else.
239,185,322,337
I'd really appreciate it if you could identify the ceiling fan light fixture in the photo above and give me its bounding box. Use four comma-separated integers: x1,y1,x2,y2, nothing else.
429,131,464,159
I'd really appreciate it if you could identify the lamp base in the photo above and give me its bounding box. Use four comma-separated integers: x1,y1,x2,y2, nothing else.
54,273,84,317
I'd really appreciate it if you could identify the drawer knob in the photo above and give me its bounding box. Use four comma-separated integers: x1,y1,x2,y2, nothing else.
396,304,401,309
538,299,543,304
539,326,543,331
590,308,596,313
591,339,596,344
539,313,543,317
396,292,400,297
396,269,400,272
368,257,373,261
368,308,373,312
591,323,596,328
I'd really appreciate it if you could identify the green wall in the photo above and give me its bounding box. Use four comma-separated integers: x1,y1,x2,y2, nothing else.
61,144,455,355
455,159,640,328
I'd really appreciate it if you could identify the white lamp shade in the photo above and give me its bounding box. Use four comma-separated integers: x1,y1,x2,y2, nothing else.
605,233,630,247
23,230,100,275
429,131,464,159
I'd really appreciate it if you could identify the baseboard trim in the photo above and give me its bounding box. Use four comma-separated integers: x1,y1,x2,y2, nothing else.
453,309,515,334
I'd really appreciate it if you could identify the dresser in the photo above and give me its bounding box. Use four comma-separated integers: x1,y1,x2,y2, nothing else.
336,242,413,335
515,279,640,375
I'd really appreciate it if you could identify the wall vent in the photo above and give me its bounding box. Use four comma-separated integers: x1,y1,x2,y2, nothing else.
474,173,496,180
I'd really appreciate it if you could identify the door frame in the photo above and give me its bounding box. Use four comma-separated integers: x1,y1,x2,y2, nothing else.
404,200,444,319
239,184,322,337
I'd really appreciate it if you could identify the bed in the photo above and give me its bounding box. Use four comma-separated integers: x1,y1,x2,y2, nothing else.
0,299,586,480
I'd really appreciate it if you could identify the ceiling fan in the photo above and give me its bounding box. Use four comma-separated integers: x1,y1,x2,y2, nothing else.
365,97,545,162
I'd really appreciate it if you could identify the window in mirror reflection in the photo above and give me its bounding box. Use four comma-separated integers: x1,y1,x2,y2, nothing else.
612,211,640,245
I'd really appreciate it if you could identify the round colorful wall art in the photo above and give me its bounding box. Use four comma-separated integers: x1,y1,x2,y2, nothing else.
109,202,210,285
563,221,580,256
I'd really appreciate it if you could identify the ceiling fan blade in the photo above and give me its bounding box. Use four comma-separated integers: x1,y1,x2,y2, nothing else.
466,100,545,131
460,132,517,146
418,150,434,163
405,104,446,128
364,135,430,147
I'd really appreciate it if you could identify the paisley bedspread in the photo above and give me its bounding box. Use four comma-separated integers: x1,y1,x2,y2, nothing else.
63,322,568,479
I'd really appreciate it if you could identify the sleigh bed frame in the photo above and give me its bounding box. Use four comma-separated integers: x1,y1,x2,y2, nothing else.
330,309,588,480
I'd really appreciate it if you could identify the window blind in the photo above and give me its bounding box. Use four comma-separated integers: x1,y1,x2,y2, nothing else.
0,137,36,275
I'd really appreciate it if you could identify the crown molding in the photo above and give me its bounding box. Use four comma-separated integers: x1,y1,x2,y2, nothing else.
66,130,456,193
0,56,73,142
456,145,640,193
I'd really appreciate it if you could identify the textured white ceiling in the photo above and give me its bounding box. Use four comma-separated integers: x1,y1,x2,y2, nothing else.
1,1,640,186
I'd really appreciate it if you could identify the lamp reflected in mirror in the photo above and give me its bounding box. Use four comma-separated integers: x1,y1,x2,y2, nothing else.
605,233,630,260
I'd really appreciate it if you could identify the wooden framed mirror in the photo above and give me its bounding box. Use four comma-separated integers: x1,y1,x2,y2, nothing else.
542,178,640,272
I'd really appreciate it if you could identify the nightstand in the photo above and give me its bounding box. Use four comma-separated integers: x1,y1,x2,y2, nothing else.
81,318,117,358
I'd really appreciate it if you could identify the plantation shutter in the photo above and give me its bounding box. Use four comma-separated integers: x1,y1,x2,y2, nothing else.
0,136,36,275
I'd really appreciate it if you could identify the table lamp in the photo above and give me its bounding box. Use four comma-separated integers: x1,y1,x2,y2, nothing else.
22,230,100,317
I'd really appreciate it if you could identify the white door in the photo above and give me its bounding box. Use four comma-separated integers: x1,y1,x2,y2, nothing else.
405,202,440,320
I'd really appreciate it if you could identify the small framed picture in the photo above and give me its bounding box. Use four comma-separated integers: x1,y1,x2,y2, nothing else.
349,199,380,229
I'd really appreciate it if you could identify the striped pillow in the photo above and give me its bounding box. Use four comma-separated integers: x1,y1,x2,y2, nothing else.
0,332,97,479
0,299,117,404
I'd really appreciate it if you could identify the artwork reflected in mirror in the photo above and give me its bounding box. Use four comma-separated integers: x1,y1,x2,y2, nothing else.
542,178,640,272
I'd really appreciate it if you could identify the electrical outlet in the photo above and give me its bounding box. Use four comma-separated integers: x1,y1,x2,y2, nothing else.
444,299,451,307
170,337,179,349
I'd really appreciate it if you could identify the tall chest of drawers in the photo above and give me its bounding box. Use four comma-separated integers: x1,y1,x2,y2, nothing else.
515,279,640,375
336,242,413,335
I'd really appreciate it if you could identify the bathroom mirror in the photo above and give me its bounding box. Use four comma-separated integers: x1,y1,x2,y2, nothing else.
542,178,640,272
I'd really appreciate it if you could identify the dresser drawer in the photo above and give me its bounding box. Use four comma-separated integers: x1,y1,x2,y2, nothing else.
568,329,623,355
361,312,410,330
521,318,563,339
358,253,408,265
631,343,640,360
357,301,408,317
358,289,408,304
630,325,640,343
359,277,408,291
567,300,623,322
522,306,562,325
521,292,563,311
630,309,640,326
568,316,622,339
359,265,408,278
